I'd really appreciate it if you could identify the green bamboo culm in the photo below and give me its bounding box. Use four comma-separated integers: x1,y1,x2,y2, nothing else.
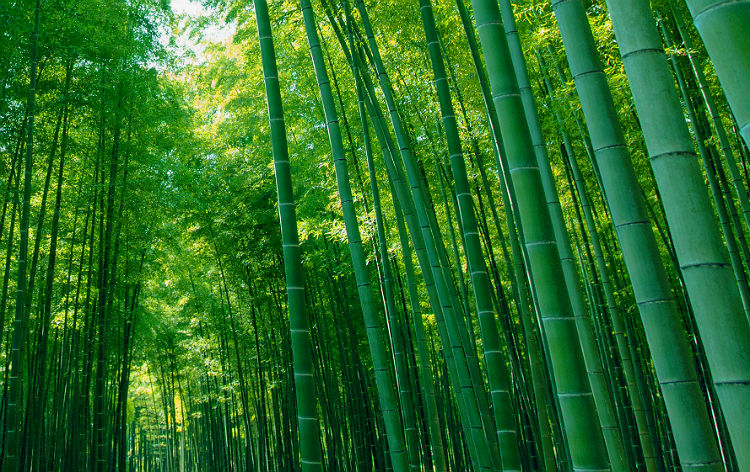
670,7,750,248
349,27,448,471
605,1,750,469
347,34,488,469
351,2,503,468
659,16,750,320
495,0,632,468
5,0,40,469
453,5,560,467
549,0,726,469
360,68,491,470
536,50,662,472
468,0,611,469
354,41,422,472
417,1,522,470
254,1,324,470
681,0,750,147
298,1,410,470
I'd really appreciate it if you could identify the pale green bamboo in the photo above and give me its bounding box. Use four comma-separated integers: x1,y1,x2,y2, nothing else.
671,8,750,244
681,0,750,148
537,50,662,472
660,18,750,320
549,0,725,469
606,2,750,468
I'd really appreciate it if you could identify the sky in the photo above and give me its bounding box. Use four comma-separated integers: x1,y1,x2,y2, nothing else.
171,0,205,16
167,0,235,62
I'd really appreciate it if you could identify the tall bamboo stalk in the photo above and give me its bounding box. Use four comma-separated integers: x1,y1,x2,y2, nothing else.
537,50,662,472
254,2,324,470
549,0,725,469
496,1,632,468
417,2,522,469
605,3,750,469
299,2,410,469
5,1,41,469
469,0,611,469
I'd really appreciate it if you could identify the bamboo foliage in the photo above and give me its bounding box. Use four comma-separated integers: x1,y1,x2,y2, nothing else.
0,0,747,471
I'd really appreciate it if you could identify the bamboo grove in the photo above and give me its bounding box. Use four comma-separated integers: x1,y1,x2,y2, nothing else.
0,0,748,469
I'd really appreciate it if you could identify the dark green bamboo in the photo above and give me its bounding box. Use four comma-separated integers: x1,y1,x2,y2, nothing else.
418,2,522,469
453,4,560,468
5,1,40,468
254,1,324,470
352,44,448,469
391,187,449,472
360,68,422,472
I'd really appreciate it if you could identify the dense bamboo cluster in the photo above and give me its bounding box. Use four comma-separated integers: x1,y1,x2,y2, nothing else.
0,0,748,470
